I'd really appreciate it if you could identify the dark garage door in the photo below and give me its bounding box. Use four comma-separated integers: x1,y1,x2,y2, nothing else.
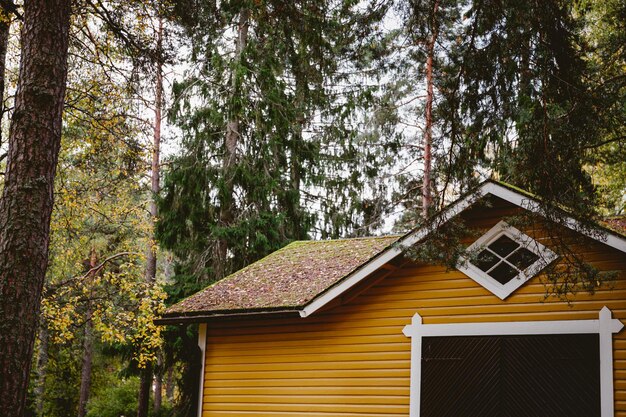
420,334,600,417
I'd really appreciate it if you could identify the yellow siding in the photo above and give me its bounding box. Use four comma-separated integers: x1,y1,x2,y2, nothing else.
202,205,626,417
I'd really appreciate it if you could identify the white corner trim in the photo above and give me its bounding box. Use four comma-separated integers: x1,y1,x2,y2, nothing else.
599,307,623,415
299,181,626,318
457,220,559,300
197,323,207,417
402,307,624,417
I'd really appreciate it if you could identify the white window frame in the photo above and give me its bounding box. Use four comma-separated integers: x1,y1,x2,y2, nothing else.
402,307,624,417
457,220,558,299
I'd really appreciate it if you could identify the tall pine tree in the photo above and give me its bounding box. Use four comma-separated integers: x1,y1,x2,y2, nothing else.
394,0,625,295
0,1,72,415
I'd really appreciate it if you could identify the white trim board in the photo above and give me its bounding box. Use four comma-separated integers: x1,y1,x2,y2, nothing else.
197,323,207,417
482,182,626,253
299,181,626,318
402,307,624,417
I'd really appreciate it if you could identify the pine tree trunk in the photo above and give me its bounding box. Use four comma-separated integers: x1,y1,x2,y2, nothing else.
77,307,94,417
422,0,440,218
78,249,97,417
289,78,305,239
137,363,152,417
216,8,249,279
0,1,72,415
138,15,164,417
154,355,163,414
144,15,163,287
34,325,49,417
289,124,303,237
165,366,175,403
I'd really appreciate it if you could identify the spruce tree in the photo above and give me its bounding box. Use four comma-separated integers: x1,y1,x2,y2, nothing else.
157,3,396,413
158,0,394,284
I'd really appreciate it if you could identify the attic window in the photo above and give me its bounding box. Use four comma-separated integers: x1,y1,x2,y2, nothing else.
458,220,558,299
474,236,540,284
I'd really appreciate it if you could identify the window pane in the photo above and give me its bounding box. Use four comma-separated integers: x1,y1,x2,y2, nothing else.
487,262,519,284
474,249,500,272
507,247,540,271
488,235,520,257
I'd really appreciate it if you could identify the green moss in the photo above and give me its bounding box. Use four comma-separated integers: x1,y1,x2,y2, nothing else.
165,235,400,315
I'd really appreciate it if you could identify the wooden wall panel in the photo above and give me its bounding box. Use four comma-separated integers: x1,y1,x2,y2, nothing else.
201,200,626,417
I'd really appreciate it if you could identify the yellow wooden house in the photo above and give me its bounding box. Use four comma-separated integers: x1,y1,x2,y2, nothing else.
158,181,626,417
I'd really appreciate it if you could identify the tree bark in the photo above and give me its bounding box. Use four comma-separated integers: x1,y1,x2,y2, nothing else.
154,355,163,414
78,249,98,417
138,15,163,417
144,15,162,287
0,1,72,416
77,307,94,417
165,366,175,403
422,0,440,218
137,363,153,417
216,8,249,279
288,76,305,239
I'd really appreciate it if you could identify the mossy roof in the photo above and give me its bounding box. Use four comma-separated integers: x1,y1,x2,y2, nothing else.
160,180,626,321
603,216,626,236
163,235,400,317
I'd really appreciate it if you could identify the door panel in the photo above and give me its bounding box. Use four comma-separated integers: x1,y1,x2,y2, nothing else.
502,334,600,417
421,336,501,417
421,334,600,417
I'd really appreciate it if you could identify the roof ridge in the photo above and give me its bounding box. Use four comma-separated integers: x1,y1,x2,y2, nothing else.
289,235,402,244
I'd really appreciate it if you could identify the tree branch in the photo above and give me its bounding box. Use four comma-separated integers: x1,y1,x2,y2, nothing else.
0,0,22,20
44,251,140,297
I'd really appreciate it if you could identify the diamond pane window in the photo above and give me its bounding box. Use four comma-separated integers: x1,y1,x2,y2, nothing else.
488,235,519,257
458,221,558,299
475,249,499,272
507,247,540,270
488,262,519,284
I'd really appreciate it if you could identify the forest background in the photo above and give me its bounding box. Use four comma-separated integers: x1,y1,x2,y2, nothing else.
0,0,623,416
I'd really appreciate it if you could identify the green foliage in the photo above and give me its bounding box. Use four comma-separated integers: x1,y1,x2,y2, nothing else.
160,324,202,417
43,72,165,364
576,0,626,215
158,0,396,284
383,0,624,219
29,6,168,413
384,0,625,297
157,6,404,410
86,377,140,417
11,1,621,415
590,149,626,215
40,343,81,417
432,0,623,214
